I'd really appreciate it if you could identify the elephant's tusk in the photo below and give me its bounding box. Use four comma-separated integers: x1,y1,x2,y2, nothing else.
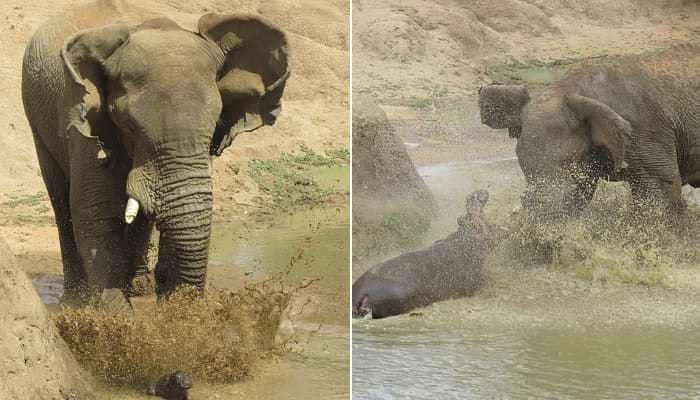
125,197,139,224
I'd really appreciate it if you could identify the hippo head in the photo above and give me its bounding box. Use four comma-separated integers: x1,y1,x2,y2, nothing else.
352,271,413,319
353,294,372,318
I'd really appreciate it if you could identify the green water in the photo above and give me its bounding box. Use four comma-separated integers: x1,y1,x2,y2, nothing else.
209,206,350,291
353,315,700,399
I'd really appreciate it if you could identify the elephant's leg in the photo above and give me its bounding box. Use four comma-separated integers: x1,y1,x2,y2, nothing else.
633,172,683,209
32,134,87,305
67,133,131,307
630,164,685,229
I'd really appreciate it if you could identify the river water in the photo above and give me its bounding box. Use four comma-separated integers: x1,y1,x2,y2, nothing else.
352,158,700,399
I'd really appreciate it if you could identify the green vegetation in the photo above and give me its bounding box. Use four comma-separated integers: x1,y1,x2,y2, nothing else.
404,84,449,111
377,210,430,250
247,145,350,211
485,58,574,86
1,191,54,226
2,191,48,208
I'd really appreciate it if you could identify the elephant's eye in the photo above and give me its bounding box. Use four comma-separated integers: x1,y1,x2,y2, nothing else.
125,120,138,134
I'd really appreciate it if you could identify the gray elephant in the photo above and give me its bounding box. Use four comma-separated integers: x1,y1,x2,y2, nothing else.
352,190,500,319
479,45,699,217
21,0,290,307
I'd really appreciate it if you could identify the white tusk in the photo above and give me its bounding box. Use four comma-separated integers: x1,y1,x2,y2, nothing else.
124,197,139,224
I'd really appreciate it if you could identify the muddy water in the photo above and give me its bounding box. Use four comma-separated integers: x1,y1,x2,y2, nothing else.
32,204,350,399
353,316,700,399
352,158,700,399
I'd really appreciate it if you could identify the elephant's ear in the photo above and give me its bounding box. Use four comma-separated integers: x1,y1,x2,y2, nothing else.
478,84,530,138
60,24,129,164
564,94,631,171
198,13,291,156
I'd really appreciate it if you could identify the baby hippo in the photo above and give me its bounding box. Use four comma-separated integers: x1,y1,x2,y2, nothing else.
147,370,194,400
353,190,499,319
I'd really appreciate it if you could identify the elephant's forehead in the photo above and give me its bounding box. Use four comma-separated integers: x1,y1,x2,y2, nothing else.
523,98,576,139
106,29,221,84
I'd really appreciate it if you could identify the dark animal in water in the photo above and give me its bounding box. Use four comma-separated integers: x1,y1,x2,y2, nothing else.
352,190,501,319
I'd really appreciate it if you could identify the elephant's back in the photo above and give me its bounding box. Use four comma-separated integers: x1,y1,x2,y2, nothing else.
22,12,79,168
636,44,699,91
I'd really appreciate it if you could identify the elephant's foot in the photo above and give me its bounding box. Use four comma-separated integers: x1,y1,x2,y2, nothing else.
99,288,133,313
126,269,156,297
61,284,90,308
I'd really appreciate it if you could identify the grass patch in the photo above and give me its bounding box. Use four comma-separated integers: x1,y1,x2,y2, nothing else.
2,191,48,208
248,146,350,211
1,191,54,226
226,162,241,175
404,84,449,111
485,58,574,86
377,211,430,249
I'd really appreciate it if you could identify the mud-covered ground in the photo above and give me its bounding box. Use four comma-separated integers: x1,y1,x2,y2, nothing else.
353,1,699,399
0,0,349,398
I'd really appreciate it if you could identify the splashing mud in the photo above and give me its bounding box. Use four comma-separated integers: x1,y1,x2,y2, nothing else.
54,279,300,387
504,180,700,287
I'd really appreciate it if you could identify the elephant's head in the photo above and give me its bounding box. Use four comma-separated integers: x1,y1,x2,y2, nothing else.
479,84,631,218
59,14,290,294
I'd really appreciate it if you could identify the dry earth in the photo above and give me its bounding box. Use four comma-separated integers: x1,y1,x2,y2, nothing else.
354,0,698,106
0,239,94,399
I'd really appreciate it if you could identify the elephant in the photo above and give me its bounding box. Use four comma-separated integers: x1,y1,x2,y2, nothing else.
352,190,501,319
21,0,290,308
479,44,699,218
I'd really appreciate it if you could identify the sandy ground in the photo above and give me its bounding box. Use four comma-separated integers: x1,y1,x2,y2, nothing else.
353,0,698,106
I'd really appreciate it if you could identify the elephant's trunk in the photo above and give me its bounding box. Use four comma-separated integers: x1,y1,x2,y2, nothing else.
128,154,213,296
156,156,213,295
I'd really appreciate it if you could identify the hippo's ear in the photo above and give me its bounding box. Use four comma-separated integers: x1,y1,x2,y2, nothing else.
199,13,291,156
478,84,530,138
564,94,631,171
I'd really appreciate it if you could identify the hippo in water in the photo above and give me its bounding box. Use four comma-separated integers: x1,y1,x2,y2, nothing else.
353,190,500,319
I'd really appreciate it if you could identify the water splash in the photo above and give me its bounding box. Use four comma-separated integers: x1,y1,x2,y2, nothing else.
54,279,295,387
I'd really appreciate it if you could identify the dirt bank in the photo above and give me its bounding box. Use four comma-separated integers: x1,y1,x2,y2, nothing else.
354,0,698,104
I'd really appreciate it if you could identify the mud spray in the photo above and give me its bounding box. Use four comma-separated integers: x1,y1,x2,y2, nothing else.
53,278,304,388
497,180,700,288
